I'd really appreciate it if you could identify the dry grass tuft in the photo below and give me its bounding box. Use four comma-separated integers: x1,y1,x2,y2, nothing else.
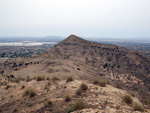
123,94,133,105
76,88,82,96
36,76,45,81
66,76,73,82
80,83,88,91
21,85,25,89
93,79,99,85
52,76,59,81
75,83,88,96
26,76,32,82
47,99,53,106
68,100,87,112
23,88,36,98
93,79,106,87
5,84,11,89
132,101,144,112
64,95,71,102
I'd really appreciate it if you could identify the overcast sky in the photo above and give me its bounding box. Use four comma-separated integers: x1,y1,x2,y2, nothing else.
0,0,150,38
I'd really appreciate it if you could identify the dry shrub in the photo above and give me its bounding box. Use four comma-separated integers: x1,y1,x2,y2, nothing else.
5,84,11,89
99,80,106,87
68,100,87,112
66,76,73,82
46,99,53,107
52,76,59,81
132,101,144,112
36,76,45,81
46,77,50,80
21,85,25,89
65,95,71,102
93,79,99,85
123,94,133,105
26,76,32,82
80,83,88,91
13,78,20,83
75,83,88,96
76,88,82,96
93,79,106,87
12,77,25,83
23,88,36,98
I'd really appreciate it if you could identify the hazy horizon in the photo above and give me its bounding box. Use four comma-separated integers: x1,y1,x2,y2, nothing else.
0,0,150,38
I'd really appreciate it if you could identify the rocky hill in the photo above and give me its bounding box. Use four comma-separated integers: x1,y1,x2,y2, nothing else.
0,35,150,113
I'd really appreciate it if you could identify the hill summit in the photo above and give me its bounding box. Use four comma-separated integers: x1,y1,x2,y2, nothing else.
56,34,90,47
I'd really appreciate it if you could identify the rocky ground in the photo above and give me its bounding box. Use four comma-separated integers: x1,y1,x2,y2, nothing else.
0,76,149,113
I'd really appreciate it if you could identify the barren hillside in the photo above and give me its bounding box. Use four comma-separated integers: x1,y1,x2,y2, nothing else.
0,35,150,113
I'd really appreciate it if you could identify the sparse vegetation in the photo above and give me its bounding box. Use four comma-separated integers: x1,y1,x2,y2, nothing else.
12,78,20,83
44,98,53,107
68,100,87,112
48,108,52,111
108,59,111,61
36,76,45,81
116,105,120,109
55,111,61,113
104,100,108,105
103,63,108,68
146,100,150,105
12,77,25,83
28,104,32,107
21,85,25,89
123,94,133,105
65,95,71,102
93,79,106,87
48,81,50,86
5,84,11,89
129,91,135,97
132,101,144,112
75,83,88,96
98,80,106,87
93,79,99,85
66,76,73,82
47,100,53,106
76,88,82,96
47,77,50,80
23,88,36,98
13,108,17,112
26,76,32,82
52,76,59,81
10,95,13,98
3,81,8,86
80,83,88,91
